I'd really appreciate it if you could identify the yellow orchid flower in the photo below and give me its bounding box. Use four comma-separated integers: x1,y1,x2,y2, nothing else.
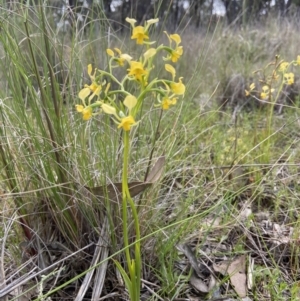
125,17,158,45
75,105,93,121
161,96,177,110
86,64,101,93
260,85,274,100
164,32,183,62
278,61,289,72
78,64,102,104
131,26,149,44
127,61,148,82
106,48,132,66
245,83,255,96
169,35,183,62
118,116,137,131
171,46,183,63
156,76,183,109
170,77,185,95
100,95,138,131
283,72,294,85
118,95,138,131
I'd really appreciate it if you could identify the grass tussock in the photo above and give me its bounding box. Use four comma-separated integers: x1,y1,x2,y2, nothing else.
0,2,300,301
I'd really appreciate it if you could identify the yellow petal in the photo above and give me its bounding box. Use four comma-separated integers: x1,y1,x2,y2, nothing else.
249,83,255,90
164,31,171,42
161,97,177,110
102,103,117,115
75,104,84,112
170,34,181,44
165,64,176,79
144,48,156,60
106,48,114,57
127,61,148,81
177,46,183,55
94,85,102,96
120,54,132,62
82,107,92,120
124,95,137,110
125,17,137,27
78,87,90,101
87,64,93,77
105,83,111,94
114,48,122,55
147,18,159,25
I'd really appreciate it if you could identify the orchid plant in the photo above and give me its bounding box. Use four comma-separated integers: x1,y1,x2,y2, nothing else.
244,55,300,161
75,17,185,301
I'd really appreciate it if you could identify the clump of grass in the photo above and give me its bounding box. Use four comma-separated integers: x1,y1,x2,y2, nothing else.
0,2,122,299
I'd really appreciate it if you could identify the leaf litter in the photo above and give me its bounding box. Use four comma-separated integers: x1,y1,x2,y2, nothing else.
170,157,299,300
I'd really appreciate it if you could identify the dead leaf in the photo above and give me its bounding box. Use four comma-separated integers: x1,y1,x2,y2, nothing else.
145,156,165,183
177,244,202,278
189,272,209,293
213,255,247,298
86,156,165,201
208,275,220,295
87,181,151,202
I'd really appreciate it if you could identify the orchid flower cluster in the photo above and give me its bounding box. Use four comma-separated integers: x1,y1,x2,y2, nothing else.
76,17,185,131
245,55,300,101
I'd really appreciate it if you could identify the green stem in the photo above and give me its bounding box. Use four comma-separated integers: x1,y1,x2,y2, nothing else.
122,131,132,267
100,70,124,88
122,131,141,301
